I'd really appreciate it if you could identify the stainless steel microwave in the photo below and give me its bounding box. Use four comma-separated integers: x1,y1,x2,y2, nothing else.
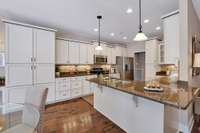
94,55,107,64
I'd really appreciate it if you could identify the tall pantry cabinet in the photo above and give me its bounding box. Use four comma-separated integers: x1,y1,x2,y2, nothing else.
3,20,56,104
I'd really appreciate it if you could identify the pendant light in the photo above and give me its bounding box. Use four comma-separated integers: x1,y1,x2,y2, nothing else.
95,15,103,51
134,0,148,41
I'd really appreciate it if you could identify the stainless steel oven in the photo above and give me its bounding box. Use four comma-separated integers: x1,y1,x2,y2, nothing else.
94,55,107,64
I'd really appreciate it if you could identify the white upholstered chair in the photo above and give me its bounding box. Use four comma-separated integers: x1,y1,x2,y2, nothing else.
2,87,48,133
2,104,40,133
24,87,48,133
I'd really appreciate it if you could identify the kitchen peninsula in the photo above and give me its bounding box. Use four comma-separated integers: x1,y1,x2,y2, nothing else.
88,78,200,133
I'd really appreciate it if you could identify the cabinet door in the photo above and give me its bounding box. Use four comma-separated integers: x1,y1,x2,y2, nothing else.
87,44,94,64
34,29,55,63
8,85,33,104
34,83,55,104
111,48,116,64
34,64,55,84
6,64,33,87
145,40,158,64
83,80,91,95
55,40,68,64
163,14,180,64
6,24,33,63
79,43,88,64
68,41,80,64
107,47,112,64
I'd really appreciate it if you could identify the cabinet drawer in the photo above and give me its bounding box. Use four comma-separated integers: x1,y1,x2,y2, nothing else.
56,90,71,100
56,78,70,84
70,77,82,81
71,88,82,97
71,81,82,89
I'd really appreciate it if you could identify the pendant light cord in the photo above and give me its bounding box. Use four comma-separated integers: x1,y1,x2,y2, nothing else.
139,0,142,32
98,17,101,46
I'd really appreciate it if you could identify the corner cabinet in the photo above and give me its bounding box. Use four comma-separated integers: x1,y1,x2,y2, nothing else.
162,12,180,65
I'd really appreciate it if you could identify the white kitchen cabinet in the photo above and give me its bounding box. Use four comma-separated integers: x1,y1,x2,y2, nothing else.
55,40,68,64
158,42,165,64
115,46,123,57
8,85,33,104
34,83,55,104
34,29,55,63
6,64,33,87
71,88,82,97
6,24,33,63
34,64,55,84
79,43,88,64
68,41,80,64
111,47,117,64
162,12,180,65
83,80,91,95
107,47,112,64
87,44,94,64
145,40,159,64
145,39,159,81
55,78,71,101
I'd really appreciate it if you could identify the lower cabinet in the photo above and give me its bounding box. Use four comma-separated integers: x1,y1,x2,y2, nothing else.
34,83,56,104
8,85,33,104
55,75,97,102
7,83,56,104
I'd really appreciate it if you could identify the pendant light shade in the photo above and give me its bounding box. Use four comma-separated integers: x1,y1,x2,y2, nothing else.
134,0,148,41
95,15,103,51
134,31,148,41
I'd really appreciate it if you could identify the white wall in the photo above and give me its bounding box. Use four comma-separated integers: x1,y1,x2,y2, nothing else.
127,42,145,57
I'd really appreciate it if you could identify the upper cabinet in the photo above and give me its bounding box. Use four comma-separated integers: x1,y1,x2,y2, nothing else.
162,12,180,65
55,39,68,64
55,39,95,65
6,24,55,64
79,44,88,64
87,44,94,64
34,29,55,64
68,41,80,64
6,24,33,64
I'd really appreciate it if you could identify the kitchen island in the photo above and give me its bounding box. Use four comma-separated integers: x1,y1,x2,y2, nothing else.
88,78,200,133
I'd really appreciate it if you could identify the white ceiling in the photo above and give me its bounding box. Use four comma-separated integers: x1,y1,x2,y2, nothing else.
192,0,200,22
0,0,178,44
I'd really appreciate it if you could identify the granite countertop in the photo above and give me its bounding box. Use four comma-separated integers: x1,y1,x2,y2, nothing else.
88,78,200,110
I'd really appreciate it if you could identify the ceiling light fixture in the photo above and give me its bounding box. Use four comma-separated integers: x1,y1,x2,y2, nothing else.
126,8,133,14
94,28,98,32
110,33,115,36
156,26,161,30
123,36,127,40
144,19,149,23
134,0,148,41
95,16,103,51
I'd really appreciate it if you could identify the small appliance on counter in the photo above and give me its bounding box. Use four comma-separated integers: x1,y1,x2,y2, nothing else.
144,80,164,92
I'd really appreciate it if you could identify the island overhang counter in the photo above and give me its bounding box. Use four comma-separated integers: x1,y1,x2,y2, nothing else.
88,78,200,133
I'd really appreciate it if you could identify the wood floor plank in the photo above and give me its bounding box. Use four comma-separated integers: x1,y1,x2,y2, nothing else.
44,98,125,133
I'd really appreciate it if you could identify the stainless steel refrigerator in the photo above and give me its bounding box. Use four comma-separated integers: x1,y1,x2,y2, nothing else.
116,56,134,80
134,52,145,81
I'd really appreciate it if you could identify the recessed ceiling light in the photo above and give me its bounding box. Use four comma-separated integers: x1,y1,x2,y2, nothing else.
144,19,150,23
156,26,161,30
110,33,115,36
93,28,98,32
126,8,133,14
123,36,127,40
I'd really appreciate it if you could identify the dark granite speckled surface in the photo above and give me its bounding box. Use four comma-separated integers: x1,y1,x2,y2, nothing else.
88,78,200,110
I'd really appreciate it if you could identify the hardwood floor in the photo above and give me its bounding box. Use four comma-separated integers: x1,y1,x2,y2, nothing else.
43,98,125,133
